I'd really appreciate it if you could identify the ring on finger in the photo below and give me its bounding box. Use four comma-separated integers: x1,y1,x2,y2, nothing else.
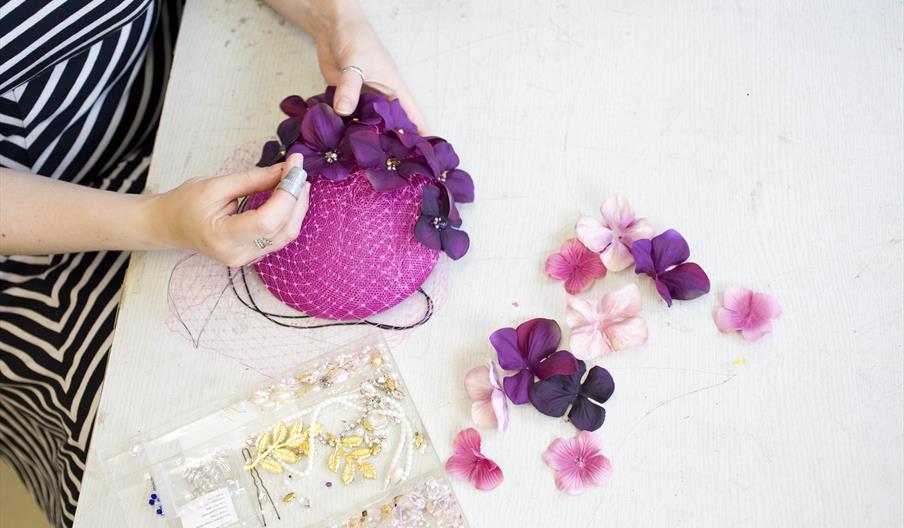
276,166,307,200
254,238,272,250
340,65,365,82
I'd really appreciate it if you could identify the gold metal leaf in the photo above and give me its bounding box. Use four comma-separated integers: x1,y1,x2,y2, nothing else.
413,432,425,449
362,419,373,432
358,461,376,480
288,420,303,439
370,444,382,456
273,421,288,444
341,459,356,485
282,492,296,504
260,458,284,473
297,440,310,456
385,378,397,392
273,448,300,464
347,448,372,459
327,447,341,473
341,436,363,448
256,431,270,453
311,423,325,437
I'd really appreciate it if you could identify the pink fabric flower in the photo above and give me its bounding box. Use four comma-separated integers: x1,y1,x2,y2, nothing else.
543,430,613,495
464,362,509,431
545,239,608,294
565,283,648,360
576,194,654,272
715,287,781,341
444,428,504,491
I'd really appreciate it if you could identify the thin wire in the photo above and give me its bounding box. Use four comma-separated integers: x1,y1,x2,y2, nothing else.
227,263,433,330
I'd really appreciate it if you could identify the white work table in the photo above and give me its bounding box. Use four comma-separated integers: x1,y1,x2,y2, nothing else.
75,1,904,526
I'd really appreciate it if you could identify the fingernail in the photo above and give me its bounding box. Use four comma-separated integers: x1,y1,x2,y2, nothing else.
336,98,354,115
288,152,303,167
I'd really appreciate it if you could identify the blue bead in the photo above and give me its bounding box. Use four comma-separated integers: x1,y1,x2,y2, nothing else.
148,499,154,505
150,493,157,500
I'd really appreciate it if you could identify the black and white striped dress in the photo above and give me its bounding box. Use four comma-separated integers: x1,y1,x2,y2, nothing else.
0,1,181,526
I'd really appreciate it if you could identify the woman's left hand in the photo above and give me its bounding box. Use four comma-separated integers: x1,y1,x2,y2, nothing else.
265,0,427,132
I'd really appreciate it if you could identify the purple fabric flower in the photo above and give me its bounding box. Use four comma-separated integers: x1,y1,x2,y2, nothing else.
401,140,474,203
286,103,356,181
307,86,382,125
347,128,418,191
413,184,470,259
375,98,422,147
630,229,711,306
256,140,284,167
489,318,579,405
279,95,308,118
528,360,614,432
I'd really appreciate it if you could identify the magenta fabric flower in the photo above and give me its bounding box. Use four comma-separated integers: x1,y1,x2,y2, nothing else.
545,239,608,295
715,287,782,341
576,194,654,272
631,229,710,306
543,431,613,495
565,283,648,360
464,362,509,431
490,318,578,405
444,428,503,491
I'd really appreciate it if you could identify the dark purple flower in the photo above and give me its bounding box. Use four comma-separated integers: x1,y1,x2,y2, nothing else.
286,103,356,181
528,360,614,432
402,140,474,203
630,229,711,306
374,98,422,147
279,95,308,118
256,140,284,167
307,87,382,125
489,318,578,405
347,128,417,191
413,185,470,259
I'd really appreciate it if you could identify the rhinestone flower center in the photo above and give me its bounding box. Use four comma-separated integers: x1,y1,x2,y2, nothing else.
438,170,448,182
386,158,400,171
324,150,339,163
432,217,448,231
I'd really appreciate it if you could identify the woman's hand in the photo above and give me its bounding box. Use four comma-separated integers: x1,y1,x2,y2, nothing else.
264,0,427,131
151,153,310,267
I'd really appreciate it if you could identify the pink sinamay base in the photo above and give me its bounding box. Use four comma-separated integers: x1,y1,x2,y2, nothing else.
244,170,439,320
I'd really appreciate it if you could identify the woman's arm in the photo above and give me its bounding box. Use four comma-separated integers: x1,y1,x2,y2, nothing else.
264,0,428,131
0,154,310,267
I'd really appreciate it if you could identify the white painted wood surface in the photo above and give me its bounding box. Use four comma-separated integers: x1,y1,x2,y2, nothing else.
75,1,904,526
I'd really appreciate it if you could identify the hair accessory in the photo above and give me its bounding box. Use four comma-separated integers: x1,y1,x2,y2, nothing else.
147,477,164,517
248,88,475,320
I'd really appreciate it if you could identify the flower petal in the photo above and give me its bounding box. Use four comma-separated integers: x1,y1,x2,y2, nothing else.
553,465,588,495
600,193,636,230
630,238,655,275
651,229,690,272
470,400,499,430
280,95,308,117
741,320,774,341
750,291,782,321
277,117,301,146
452,427,482,456
528,372,580,417
624,218,655,242
256,140,283,167
581,366,615,404
603,316,648,351
655,279,674,306
443,169,475,203
516,318,562,367
568,396,606,431
601,240,634,272
346,127,385,168
715,307,738,333
432,141,460,170
599,283,643,320
301,103,345,151
503,369,534,405
533,350,578,380
542,437,577,472
320,160,353,181
445,454,477,481
464,365,493,402
565,296,599,332
721,287,753,313
366,169,408,192
414,216,442,250
398,158,434,179
547,239,606,294
582,452,614,487
439,228,470,260
575,216,613,253
490,387,509,431
568,328,610,361
658,262,711,301
471,458,504,491
490,327,526,371
420,184,443,217
574,430,603,457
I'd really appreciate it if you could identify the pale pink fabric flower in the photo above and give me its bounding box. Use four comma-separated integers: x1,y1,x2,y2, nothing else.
715,287,781,341
565,283,648,360
445,428,504,491
543,430,613,495
464,362,509,431
576,194,654,272
545,239,608,294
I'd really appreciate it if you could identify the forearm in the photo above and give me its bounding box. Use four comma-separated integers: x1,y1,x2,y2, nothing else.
262,0,365,43
0,169,168,255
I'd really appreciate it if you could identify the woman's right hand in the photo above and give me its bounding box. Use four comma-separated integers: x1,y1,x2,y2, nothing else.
151,153,310,267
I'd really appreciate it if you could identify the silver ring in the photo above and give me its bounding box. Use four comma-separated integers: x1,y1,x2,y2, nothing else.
254,238,272,250
276,166,307,200
340,65,365,82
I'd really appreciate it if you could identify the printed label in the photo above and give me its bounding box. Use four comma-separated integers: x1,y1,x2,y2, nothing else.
180,488,239,528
